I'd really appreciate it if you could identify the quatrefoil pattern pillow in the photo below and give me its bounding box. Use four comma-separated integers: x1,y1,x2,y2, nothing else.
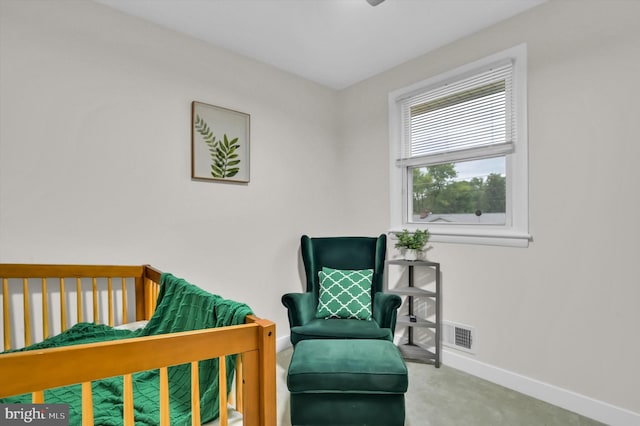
316,267,373,320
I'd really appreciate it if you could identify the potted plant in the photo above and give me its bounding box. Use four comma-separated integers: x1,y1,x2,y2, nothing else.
394,229,430,261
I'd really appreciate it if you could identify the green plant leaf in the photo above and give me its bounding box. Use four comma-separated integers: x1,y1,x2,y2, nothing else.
196,116,242,179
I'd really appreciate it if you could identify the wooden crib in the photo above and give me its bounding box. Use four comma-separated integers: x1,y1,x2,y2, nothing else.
0,264,276,426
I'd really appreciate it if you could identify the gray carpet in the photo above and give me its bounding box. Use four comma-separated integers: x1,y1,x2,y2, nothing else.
275,347,604,426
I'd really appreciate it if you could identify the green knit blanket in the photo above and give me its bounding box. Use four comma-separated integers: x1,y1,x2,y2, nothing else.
0,272,253,426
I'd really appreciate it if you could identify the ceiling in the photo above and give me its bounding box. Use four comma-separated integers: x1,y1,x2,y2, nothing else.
95,0,545,90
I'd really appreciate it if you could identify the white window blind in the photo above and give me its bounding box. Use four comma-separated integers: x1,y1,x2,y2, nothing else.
398,60,515,167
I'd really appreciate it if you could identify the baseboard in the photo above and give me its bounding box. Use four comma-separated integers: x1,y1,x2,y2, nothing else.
442,349,640,426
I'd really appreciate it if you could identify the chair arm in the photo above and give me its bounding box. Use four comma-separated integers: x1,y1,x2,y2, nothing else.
282,292,316,328
373,292,402,333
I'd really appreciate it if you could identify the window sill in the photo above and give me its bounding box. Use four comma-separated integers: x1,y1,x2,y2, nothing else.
390,227,531,248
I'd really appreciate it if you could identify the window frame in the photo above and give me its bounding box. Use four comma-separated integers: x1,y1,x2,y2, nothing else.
388,44,530,247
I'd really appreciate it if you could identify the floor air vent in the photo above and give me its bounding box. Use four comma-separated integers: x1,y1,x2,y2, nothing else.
443,321,476,354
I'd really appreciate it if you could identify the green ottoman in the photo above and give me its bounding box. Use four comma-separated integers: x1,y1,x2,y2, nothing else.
287,339,408,426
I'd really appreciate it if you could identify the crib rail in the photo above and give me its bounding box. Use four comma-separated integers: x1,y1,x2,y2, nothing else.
0,315,277,426
0,264,160,351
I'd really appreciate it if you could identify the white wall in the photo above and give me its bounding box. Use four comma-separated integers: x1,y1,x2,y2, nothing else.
339,0,640,421
0,0,347,337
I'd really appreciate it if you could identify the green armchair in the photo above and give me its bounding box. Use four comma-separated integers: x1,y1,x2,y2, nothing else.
282,234,402,345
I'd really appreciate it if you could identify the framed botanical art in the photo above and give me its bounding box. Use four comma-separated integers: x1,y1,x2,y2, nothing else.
191,101,250,183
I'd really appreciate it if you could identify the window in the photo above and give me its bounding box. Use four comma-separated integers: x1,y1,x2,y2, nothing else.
389,44,530,247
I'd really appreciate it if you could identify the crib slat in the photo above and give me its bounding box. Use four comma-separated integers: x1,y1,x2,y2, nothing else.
42,278,49,340
107,277,114,327
219,356,228,426
32,390,44,403
92,277,98,323
60,278,67,332
76,278,83,323
159,366,170,425
144,279,152,319
123,374,134,426
236,354,244,413
153,283,159,310
3,278,10,350
134,276,143,321
152,286,155,313
191,361,201,426
23,278,31,347
121,277,128,324
82,382,94,426
154,279,159,312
